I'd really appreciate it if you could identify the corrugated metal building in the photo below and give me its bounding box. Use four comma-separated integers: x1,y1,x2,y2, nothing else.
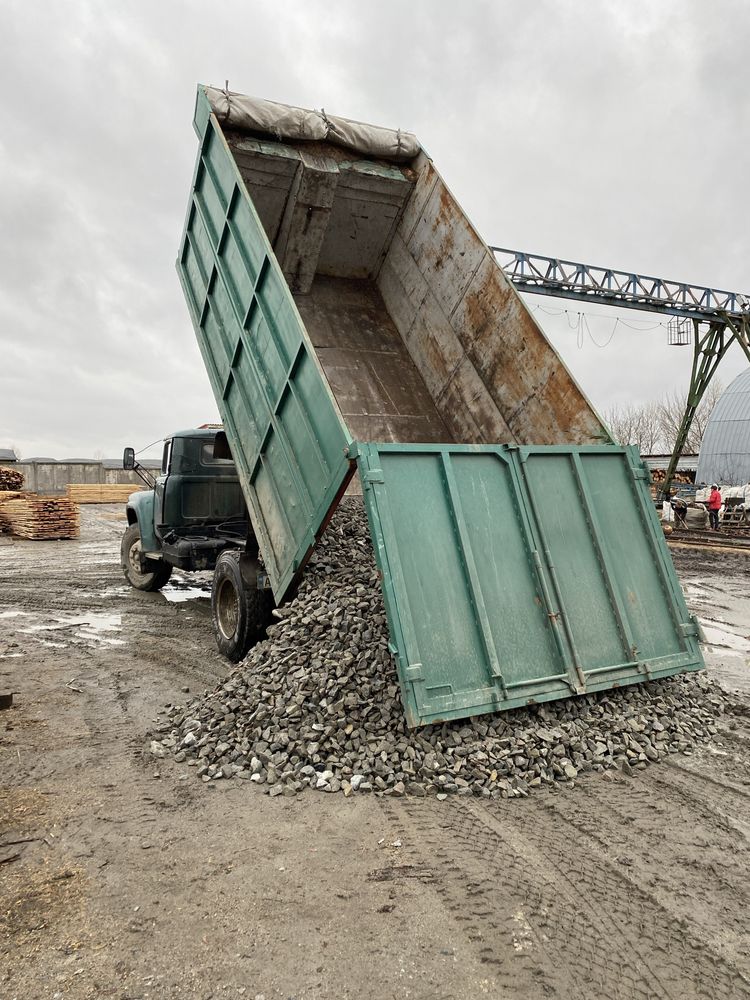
643,454,699,476
696,367,750,485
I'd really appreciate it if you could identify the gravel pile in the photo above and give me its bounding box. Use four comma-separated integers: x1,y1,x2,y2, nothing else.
153,499,728,798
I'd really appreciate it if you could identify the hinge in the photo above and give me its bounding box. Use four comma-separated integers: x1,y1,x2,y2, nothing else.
682,616,706,642
405,662,424,681
362,468,384,485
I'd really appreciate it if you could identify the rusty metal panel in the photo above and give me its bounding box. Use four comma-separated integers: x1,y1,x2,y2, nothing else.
377,154,611,448
273,150,339,294
356,441,704,727
295,276,453,445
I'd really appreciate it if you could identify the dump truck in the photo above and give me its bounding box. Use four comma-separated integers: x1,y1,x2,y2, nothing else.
123,85,705,727
121,426,278,659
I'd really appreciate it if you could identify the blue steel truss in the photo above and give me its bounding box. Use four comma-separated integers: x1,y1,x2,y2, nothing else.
492,247,749,323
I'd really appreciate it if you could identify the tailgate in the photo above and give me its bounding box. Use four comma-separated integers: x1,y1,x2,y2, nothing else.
356,442,704,727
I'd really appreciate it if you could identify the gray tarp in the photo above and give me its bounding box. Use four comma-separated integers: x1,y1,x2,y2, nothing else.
205,86,420,162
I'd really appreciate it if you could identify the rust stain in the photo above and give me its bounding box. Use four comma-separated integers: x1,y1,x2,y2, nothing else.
455,263,605,446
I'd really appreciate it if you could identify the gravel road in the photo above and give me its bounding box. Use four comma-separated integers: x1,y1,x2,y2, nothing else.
1,505,749,999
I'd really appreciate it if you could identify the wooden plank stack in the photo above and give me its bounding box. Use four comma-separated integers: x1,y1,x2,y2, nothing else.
0,467,24,491
66,483,142,504
0,496,80,539
650,468,693,486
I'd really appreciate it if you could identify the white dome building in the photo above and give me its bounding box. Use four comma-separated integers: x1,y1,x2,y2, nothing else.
696,368,750,485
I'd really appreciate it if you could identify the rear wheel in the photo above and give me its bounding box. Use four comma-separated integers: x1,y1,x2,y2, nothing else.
121,523,172,592
212,550,274,662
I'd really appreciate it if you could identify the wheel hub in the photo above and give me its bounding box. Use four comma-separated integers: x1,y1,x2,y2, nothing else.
216,577,240,639
128,539,144,576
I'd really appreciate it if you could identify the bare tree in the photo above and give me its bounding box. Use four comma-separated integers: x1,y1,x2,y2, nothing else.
658,379,724,455
603,401,664,454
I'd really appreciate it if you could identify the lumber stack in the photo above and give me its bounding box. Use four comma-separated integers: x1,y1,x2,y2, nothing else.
0,467,24,491
0,492,28,534
66,483,142,504
650,469,693,486
0,496,80,539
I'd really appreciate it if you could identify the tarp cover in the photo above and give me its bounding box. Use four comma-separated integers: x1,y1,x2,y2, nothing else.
204,86,420,162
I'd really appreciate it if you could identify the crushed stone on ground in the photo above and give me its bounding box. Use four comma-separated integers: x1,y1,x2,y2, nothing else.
153,498,730,798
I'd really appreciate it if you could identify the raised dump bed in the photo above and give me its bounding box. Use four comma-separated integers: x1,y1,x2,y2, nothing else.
177,86,704,726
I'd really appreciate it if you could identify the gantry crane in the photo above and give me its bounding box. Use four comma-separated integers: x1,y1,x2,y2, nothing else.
493,248,750,495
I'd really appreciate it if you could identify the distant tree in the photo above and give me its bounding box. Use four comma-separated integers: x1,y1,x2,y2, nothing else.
93,448,105,461
603,401,664,454
658,379,724,455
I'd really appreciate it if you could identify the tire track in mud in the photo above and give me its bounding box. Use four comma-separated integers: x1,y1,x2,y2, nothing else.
378,797,557,1000
539,776,750,965
383,796,750,1000
649,761,750,840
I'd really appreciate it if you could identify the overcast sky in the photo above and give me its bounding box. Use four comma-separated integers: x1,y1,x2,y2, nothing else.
1,1,748,459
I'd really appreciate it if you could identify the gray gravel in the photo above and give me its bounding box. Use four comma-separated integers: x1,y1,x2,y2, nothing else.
153,498,729,798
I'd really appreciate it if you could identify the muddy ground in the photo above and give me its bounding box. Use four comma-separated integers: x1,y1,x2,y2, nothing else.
1,506,749,999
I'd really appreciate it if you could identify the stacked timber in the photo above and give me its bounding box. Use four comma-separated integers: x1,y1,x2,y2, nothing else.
0,496,80,539
650,469,693,486
66,483,141,504
0,491,28,535
0,467,24,491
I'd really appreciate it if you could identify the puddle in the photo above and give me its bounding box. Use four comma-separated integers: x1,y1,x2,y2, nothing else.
699,620,750,655
162,578,211,603
20,613,124,647
0,610,31,620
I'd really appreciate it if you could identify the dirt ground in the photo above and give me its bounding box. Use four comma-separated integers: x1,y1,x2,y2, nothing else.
1,506,749,1000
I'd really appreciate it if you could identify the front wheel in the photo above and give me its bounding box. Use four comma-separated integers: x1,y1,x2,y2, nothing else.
211,550,274,662
121,523,172,592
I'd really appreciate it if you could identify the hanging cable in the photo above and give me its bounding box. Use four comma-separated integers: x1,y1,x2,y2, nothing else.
134,437,164,456
531,302,666,330
583,313,619,348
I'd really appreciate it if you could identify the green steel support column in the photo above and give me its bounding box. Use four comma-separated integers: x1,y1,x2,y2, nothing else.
662,314,750,497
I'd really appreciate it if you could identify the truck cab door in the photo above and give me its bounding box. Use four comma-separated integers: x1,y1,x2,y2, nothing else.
153,439,172,539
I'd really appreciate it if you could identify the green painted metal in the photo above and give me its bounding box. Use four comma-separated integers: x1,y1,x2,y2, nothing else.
355,442,704,727
176,89,354,601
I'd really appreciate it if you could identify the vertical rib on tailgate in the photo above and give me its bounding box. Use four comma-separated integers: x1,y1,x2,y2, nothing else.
176,99,354,602
356,442,703,728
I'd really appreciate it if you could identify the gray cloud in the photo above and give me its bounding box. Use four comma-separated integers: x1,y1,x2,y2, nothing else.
1,0,748,458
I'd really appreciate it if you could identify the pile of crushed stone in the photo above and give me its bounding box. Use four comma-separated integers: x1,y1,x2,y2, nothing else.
152,499,728,798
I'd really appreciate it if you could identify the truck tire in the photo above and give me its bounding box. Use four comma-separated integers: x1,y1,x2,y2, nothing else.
212,550,274,662
121,523,173,592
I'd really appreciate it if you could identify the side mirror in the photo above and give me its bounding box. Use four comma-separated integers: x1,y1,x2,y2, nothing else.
123,447,136,471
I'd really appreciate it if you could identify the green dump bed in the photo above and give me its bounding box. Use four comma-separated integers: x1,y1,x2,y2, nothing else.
177,86,704,726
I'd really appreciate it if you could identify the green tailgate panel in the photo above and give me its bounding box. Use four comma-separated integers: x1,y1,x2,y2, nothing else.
357,442,704,727
177,97,353,600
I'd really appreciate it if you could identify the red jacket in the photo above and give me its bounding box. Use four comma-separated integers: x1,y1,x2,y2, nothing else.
708,488,722,511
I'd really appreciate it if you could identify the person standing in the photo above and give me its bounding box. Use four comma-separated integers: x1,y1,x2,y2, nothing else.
708,484,722,530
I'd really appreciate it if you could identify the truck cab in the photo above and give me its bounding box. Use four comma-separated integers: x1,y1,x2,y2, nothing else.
125,428,247,570
121,427,273,661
